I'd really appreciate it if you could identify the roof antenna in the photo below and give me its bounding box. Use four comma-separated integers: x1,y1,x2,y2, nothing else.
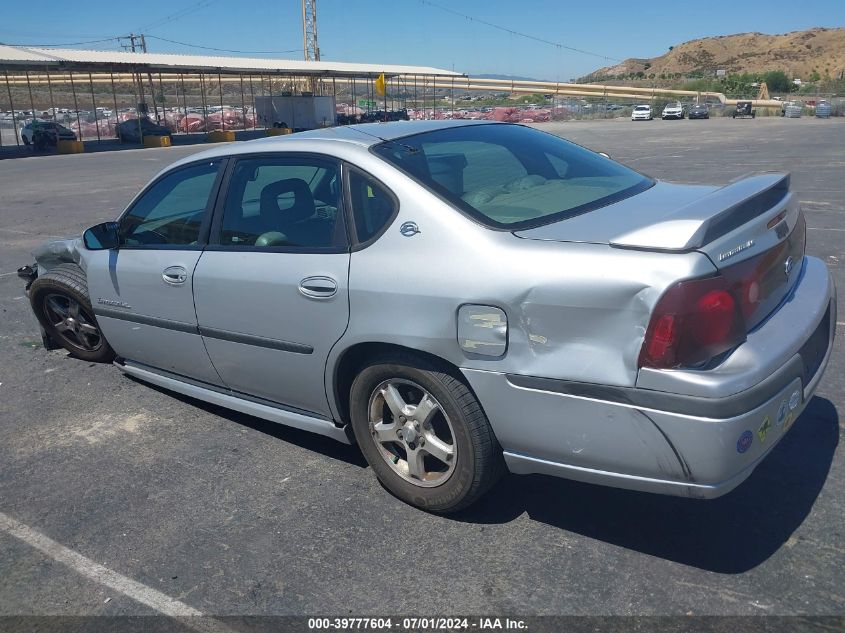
345,124,419,154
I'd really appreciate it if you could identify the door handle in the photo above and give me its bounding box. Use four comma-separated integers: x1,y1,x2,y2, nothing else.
299,276,338,299
162,266,188,285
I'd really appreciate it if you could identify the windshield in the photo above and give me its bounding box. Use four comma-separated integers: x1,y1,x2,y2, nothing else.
634,106,649,111
372,123,653,230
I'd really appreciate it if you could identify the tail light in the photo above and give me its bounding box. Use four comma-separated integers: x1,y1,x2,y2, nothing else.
639,275,747,369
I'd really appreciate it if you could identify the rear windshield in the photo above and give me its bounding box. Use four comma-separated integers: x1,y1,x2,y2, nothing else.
372,123,652,229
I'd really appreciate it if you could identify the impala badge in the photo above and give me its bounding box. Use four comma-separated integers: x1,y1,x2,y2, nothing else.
718,240,754,262
98,297,131,309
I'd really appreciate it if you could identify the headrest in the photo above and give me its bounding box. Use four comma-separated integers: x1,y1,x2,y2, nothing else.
259,178,315,223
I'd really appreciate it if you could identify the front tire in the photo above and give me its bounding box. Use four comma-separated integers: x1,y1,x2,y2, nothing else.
29,263,115,363
349,354,504,513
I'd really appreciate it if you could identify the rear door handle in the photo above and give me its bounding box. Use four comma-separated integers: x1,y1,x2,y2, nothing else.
162,266,188,285
299,276,338,299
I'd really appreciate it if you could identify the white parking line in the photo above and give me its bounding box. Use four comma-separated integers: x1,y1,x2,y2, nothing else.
0,511,234,633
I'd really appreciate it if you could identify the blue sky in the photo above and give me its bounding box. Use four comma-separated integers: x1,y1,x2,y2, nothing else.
1,0,843,80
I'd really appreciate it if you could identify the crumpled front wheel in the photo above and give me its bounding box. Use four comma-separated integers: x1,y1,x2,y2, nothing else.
29,263,115,363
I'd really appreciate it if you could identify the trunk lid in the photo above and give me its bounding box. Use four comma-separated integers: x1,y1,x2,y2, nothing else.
515,172,805,331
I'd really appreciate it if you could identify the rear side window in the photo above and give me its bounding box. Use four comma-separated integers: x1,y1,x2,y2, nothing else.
347,170,397,243
120,160,221,246
218,156,342,249
372,124,652,230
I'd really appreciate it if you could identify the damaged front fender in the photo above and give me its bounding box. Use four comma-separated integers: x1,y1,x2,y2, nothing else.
31,236,86,275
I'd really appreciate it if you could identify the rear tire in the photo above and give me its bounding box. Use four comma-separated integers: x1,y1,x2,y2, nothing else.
349,353,504,513
29,263,115,363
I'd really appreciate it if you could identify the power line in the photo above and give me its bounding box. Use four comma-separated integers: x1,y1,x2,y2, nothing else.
138,0,220,33
415,0,620,62
1,37,122,48
145,35,300,56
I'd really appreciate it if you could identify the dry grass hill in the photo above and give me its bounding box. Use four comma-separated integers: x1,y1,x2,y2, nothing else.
585,27,845,80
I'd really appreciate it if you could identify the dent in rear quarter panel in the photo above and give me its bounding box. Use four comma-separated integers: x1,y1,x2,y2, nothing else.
327,168,716,421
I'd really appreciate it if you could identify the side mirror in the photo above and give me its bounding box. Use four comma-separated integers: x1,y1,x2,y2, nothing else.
598,152,611,159
83,221,120,250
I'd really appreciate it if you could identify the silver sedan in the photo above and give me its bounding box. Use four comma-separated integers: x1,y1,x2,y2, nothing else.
19,121,836,512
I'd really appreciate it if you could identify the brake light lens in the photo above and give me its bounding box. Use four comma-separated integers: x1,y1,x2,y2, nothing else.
639,276,747,369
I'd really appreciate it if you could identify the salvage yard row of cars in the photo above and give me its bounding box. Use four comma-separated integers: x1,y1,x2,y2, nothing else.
631,102,706,120
3,99,834,145
18,120,835,513
630,100,834,121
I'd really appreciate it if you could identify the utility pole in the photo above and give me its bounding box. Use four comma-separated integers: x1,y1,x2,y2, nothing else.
137,33,160,121
118,33,150,138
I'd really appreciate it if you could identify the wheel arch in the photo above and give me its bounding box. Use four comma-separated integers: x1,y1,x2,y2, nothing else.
329,341,467,426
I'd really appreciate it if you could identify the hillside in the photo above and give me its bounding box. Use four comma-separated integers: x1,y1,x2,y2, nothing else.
583,27,845,81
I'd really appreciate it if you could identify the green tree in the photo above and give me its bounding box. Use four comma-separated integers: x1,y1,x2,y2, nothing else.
762,70,791,93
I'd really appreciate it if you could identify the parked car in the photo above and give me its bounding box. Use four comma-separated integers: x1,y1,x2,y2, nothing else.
117,117,172,143
661,102,685,120
631,104,653,121
18,121,835,513
20,120,76,145
688,103,710,120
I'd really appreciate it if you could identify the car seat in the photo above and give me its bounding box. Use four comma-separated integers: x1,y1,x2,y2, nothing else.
257,178,333,247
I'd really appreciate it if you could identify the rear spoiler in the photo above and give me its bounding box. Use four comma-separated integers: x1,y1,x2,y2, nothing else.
609,172,790,252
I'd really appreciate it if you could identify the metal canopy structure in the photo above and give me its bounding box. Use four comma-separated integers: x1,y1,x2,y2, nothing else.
0,45,462,78
0,45,467,151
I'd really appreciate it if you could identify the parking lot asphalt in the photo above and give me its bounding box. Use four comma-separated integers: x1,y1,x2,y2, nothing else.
0,117,843,617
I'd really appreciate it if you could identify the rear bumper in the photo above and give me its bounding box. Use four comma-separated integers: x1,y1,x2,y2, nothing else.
462,258,836,499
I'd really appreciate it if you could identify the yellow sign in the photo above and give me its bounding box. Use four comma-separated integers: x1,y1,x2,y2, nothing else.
375,73,386,97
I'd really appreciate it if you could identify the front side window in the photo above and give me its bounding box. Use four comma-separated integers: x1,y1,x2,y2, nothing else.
120,160,221,246
218,156,341,249
372,124,652,230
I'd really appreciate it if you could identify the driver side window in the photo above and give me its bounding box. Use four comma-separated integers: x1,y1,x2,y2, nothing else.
120,160,221,247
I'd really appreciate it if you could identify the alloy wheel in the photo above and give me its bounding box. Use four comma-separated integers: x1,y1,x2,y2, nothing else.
368,379,457,487
43,293,103,352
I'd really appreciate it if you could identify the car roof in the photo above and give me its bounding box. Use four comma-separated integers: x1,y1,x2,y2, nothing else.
169,119,498,167
293,119,494,144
